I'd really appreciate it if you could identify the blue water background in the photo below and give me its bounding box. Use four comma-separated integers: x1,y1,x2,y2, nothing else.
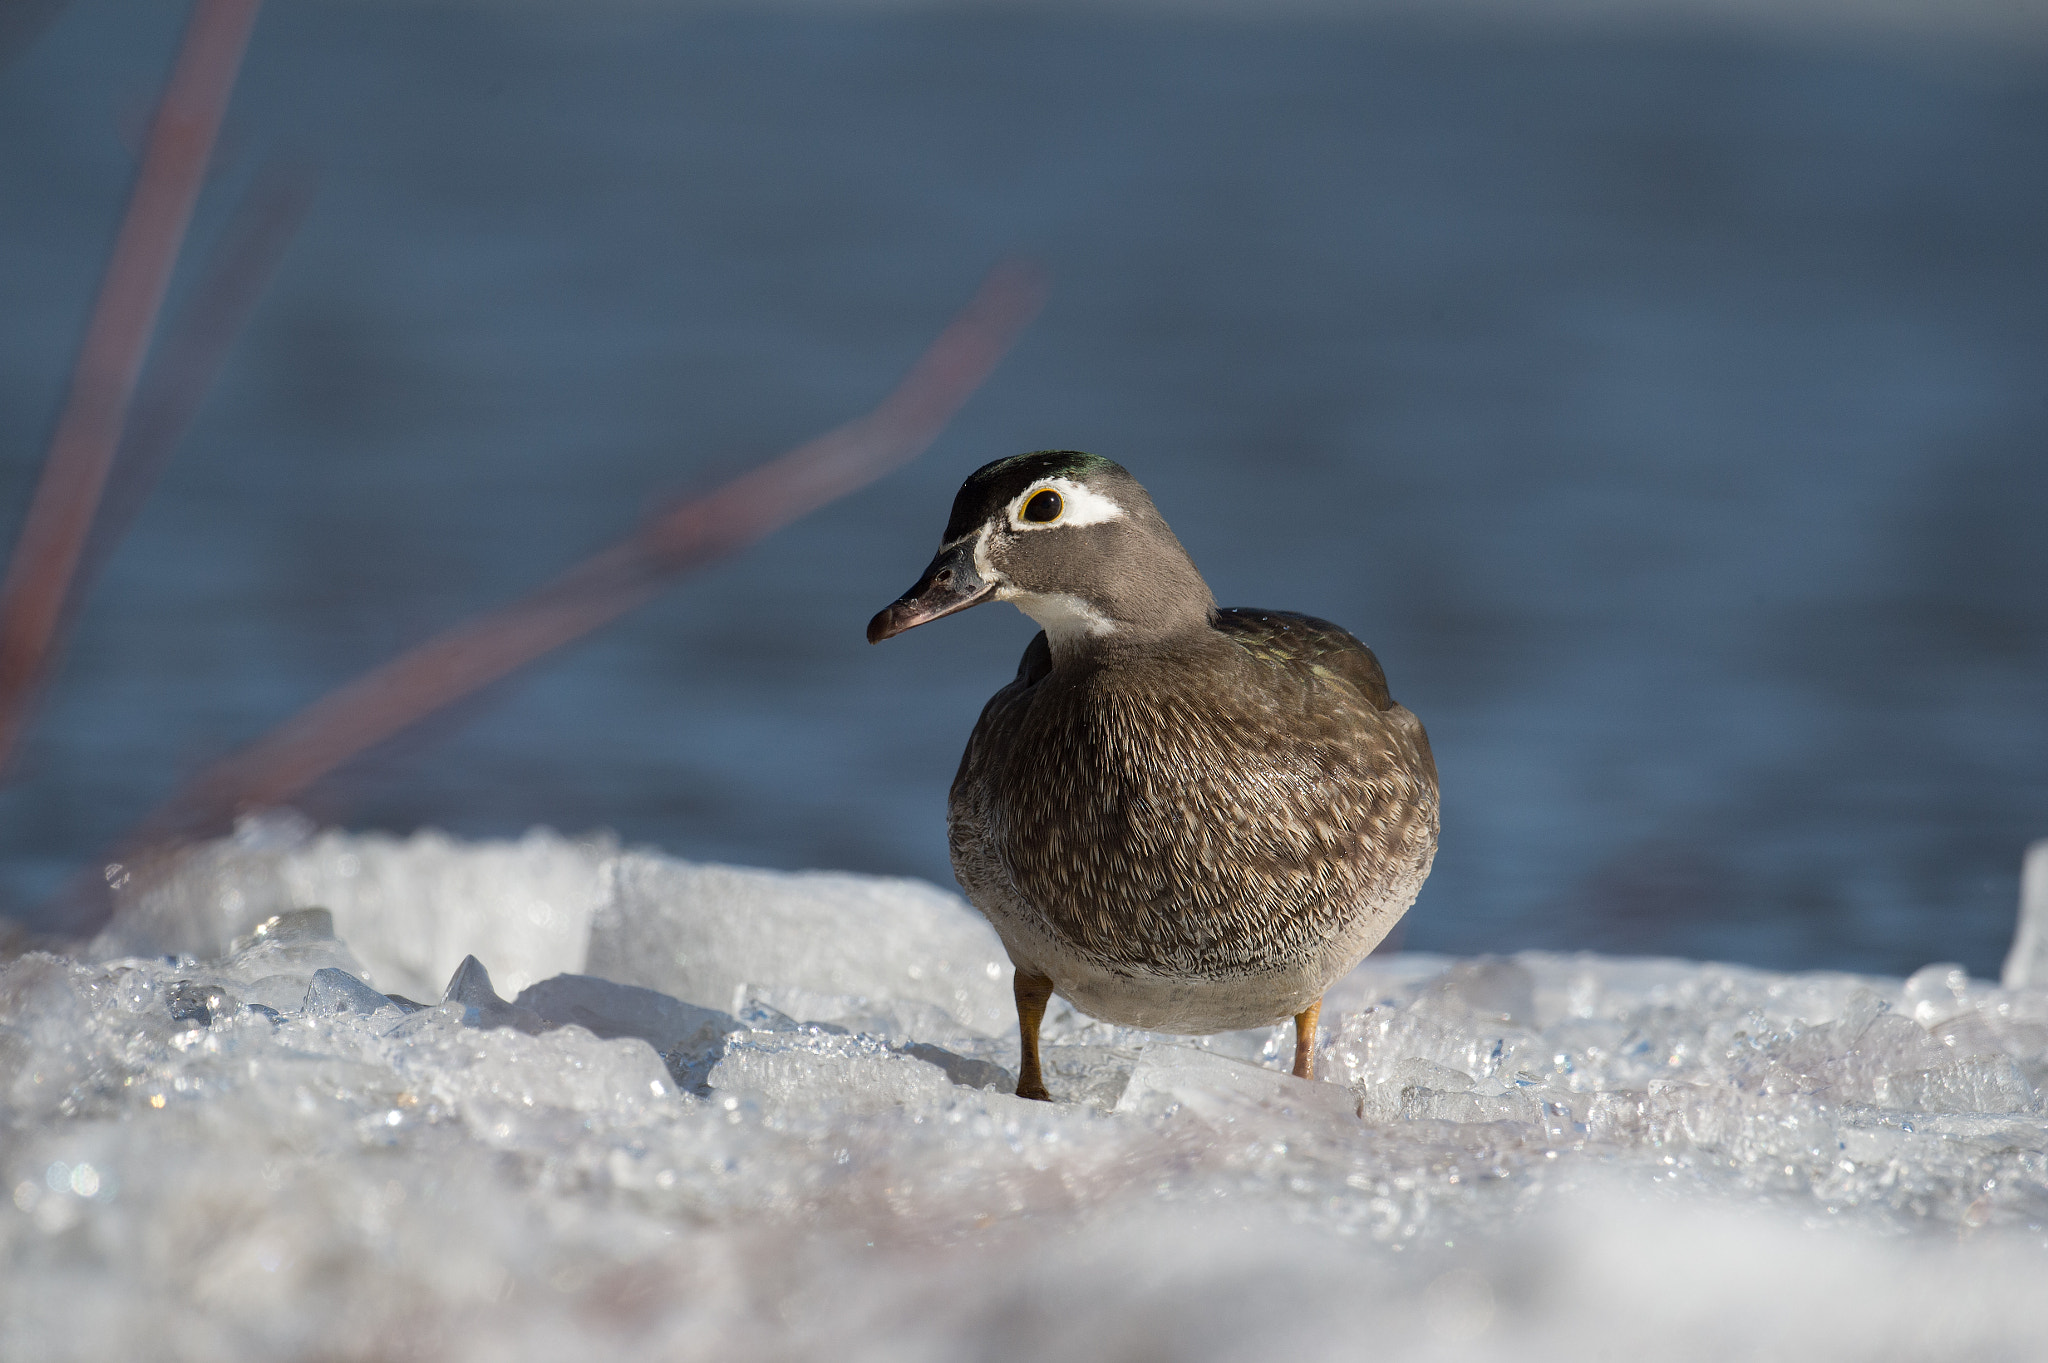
2,1,2044,975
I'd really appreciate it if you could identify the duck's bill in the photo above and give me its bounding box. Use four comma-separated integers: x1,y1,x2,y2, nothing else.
866,542,995,643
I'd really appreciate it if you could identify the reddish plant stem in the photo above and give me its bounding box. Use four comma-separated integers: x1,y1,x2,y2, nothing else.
0,0,264,775
79,160,317,599
120,261,1044,856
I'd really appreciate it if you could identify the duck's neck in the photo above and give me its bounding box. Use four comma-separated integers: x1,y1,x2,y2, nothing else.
1008,577,1218,666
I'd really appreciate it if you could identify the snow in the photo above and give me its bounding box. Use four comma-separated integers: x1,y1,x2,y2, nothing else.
5,819,2048,1360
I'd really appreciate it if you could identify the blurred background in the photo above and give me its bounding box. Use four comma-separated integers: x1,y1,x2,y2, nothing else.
0,0,2042,975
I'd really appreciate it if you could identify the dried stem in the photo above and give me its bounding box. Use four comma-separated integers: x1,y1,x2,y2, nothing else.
0,0,264,774
79,159,317,598
117,260,1044,860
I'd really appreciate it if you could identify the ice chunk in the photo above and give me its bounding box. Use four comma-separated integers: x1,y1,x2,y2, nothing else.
376,1000,684,1150
277,827,610,1000
587,853,1012,1033
728,984,991,1050
301,968,401,1021
515,973,739,1092
896,1041,1013,1092
1118,1045,1360,1128
1904,961,1973,1025
102,826,1010,1034
516,972,735,1054
205,909,372,1012
1036,1043,1142,1110
163,979,235,1028
2002,838,2048,991
110,908,375,1020
707,1028,958,1116
440,955,547,1034
99,821,609,1002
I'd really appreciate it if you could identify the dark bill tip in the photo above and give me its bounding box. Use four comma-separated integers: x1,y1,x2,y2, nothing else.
866,542,993,643
866,601,918,645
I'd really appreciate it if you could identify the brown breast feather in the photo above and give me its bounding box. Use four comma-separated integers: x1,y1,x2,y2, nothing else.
949,609,1439,978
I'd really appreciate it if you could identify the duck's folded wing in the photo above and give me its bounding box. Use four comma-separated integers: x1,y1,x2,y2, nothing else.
1213,606,1393,711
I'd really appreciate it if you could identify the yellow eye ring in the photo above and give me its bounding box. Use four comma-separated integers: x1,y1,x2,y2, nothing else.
1022,488,1063,523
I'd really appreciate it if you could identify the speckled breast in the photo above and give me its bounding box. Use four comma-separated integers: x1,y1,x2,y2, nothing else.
948,634,1439,996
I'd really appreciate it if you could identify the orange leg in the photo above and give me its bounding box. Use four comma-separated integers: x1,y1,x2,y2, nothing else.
1014,969,1054,1102
1292,998,1321,1080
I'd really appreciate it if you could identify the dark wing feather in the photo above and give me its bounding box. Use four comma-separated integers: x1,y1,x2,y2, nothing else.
1212,607,1393,711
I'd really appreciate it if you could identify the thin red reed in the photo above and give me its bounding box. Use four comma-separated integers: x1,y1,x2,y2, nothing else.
0,0,265,774
78,159,318,598
104,261,1043,876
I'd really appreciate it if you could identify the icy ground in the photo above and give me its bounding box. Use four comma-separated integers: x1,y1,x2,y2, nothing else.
5,822,2047,1360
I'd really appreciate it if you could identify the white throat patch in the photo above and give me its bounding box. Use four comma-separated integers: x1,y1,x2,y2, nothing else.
1007,590,1119,642
1004,477,1126,531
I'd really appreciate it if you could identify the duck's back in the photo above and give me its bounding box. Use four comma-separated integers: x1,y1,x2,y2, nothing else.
949,608,1439,998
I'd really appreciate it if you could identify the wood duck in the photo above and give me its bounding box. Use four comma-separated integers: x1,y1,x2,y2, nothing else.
869,452,1437,1101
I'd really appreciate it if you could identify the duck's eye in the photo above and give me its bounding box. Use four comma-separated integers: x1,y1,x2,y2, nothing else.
1023,489,1063,523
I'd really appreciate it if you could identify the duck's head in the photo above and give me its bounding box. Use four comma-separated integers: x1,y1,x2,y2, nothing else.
867,451,1214,651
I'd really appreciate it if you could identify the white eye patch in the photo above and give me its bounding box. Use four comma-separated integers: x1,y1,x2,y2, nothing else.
1004,477,1127,531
